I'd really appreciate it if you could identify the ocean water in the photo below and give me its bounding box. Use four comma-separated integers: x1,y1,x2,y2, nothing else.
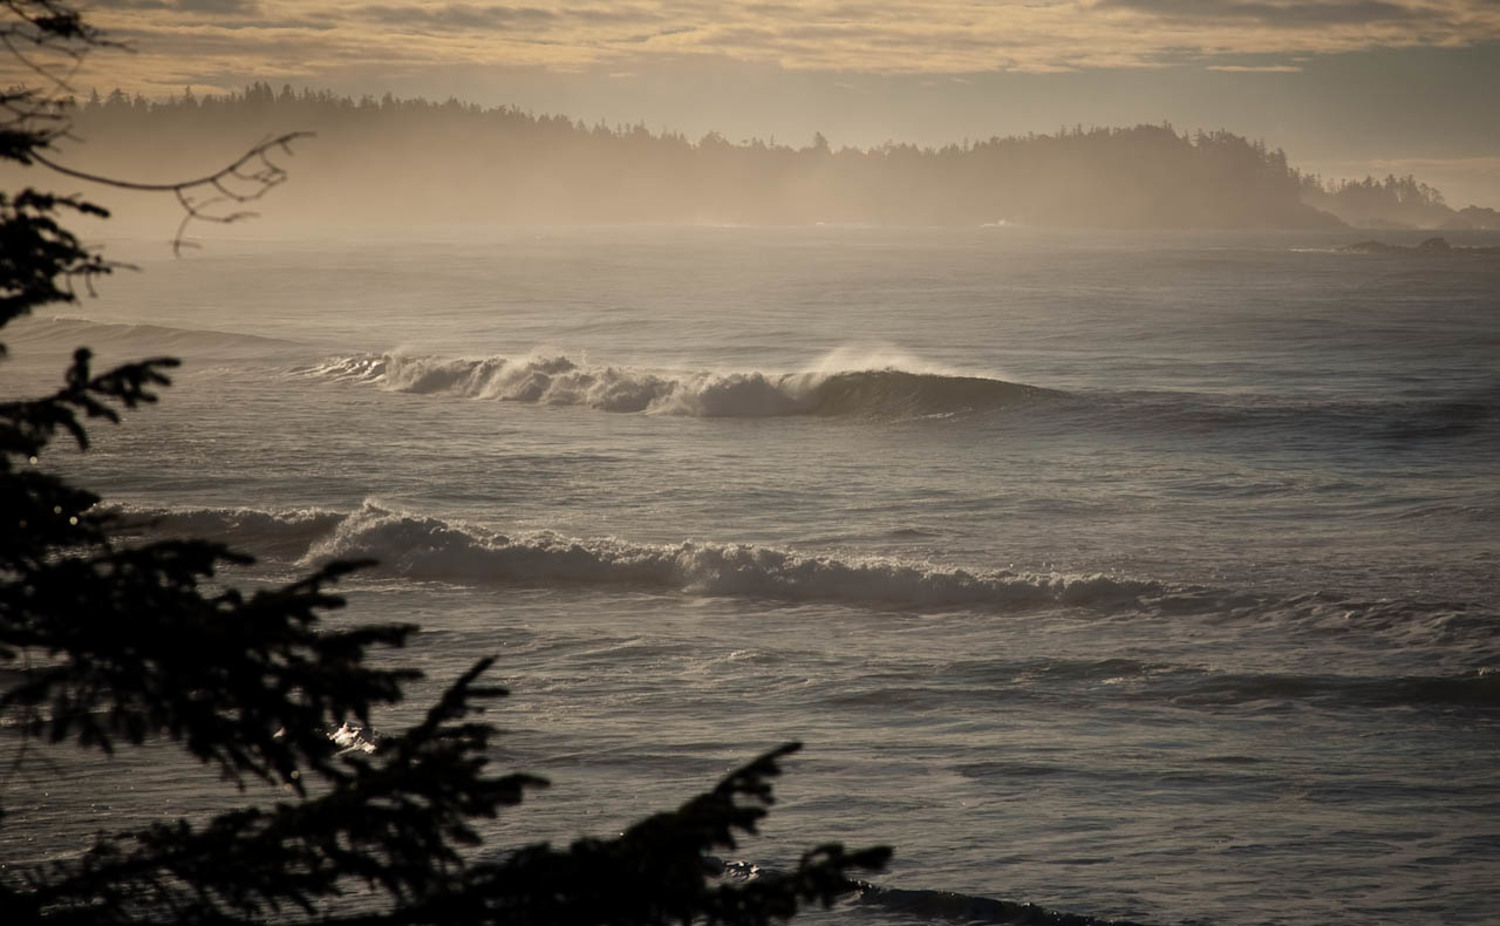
3,226,1498,925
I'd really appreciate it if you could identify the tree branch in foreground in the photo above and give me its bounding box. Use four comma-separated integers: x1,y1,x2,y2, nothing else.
27,131,315,254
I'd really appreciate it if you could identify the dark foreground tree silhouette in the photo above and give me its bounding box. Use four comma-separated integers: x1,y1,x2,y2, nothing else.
0,4,890,922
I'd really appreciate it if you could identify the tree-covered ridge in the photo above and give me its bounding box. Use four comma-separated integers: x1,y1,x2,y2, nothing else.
1300,172,1500,230
53,83,1337,229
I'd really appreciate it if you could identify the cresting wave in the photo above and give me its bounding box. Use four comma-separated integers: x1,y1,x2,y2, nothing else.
299,351,1055,418
110,502,1159,611
107,503,1500,706
107,502,1498,657
305,503,1155,608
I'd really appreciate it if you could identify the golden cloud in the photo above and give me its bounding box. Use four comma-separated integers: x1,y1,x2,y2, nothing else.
12,0,1500,92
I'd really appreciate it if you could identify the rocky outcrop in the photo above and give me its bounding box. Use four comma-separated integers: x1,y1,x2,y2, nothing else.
1340,236,1499,255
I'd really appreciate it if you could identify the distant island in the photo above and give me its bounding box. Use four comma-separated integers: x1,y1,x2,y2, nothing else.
27,83,1498,231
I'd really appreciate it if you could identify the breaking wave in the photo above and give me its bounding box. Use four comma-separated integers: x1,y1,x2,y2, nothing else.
300,503,1155,609
107,502,1497,660
102,503,1500,709
108,501,1157,611
298,351,1055,419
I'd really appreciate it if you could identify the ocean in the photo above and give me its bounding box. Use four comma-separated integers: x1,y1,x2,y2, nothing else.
3,225,1497,925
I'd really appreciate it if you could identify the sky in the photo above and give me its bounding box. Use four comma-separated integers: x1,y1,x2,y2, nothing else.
29,1,1500,205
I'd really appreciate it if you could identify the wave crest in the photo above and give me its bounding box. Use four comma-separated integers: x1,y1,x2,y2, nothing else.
298,503,1155,610
112,501,1158,611
103,503,1495,654
300,351,1054,419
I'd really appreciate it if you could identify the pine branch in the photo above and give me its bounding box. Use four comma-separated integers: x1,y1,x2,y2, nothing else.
418,744,891,926
19,661,544,924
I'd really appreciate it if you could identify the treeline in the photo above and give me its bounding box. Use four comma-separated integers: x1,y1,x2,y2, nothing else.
1299,173,1499,229
42,82,1343,229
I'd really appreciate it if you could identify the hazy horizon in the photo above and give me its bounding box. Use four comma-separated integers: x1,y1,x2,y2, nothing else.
50,80,1500,214
5,2,1497,207
15,86,1490,237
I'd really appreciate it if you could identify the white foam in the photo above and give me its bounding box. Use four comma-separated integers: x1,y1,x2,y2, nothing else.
330,722,378,755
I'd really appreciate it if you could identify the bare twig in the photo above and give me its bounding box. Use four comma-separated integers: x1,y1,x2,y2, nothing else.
29,132,316,254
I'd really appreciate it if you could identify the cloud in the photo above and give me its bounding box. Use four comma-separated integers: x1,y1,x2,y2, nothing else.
179,0,260,11
1093,0,1425,28
1206,64,1305,71
90,0,261,12
360,4,558,29
37,0,1500,88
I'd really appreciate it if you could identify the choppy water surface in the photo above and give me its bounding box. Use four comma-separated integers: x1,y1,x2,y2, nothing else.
3,226,1498,925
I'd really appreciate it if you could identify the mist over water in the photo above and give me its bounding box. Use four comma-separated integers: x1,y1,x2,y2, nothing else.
5,226,1498,925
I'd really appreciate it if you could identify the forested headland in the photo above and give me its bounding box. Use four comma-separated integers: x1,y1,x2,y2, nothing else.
25,83,1494,231
1299,173,1500,230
